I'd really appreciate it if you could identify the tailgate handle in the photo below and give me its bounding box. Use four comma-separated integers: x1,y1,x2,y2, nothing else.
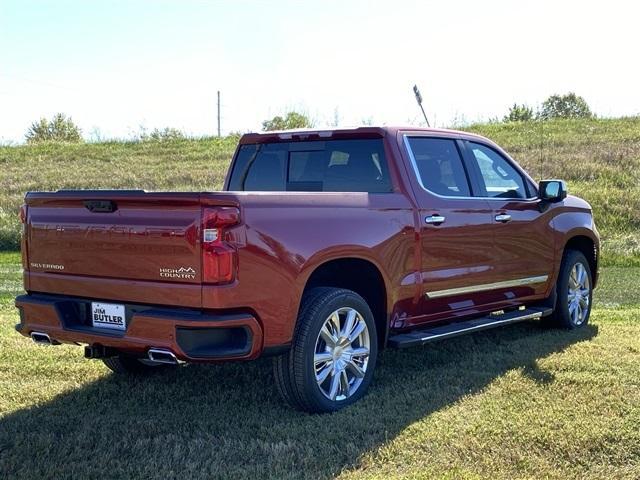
84,200,118,213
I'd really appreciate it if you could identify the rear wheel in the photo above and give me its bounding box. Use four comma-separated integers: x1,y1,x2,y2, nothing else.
102,354,170,374
547,249,593,329
273,287,378,413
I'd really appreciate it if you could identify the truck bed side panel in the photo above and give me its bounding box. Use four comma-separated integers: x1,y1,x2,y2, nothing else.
201,192,417,346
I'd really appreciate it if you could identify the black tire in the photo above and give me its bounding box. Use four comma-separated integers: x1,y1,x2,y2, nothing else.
102,354,169,374
273,287,378,413
547,249,593,329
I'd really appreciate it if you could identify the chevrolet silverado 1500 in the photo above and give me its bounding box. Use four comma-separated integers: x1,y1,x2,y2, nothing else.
15,126,599,412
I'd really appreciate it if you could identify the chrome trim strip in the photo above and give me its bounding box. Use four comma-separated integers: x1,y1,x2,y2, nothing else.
419,311,543,341
425,275,549,299
403,135,430,192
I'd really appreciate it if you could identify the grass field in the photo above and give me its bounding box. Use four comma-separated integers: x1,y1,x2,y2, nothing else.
1,117,639,264
0,252,638,479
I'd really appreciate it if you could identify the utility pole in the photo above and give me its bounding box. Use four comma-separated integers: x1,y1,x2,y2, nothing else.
413,85,430,127
217,90,221,137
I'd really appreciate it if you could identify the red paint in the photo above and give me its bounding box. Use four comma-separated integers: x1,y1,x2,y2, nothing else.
15,127,599,362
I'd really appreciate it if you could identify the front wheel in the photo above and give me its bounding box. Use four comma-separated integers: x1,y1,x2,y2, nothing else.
273,287,378,413
547,249,593,329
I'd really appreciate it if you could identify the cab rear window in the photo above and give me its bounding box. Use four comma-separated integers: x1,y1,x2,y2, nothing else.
227,139,392,193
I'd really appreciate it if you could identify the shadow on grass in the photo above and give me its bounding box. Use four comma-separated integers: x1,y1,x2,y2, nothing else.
0,322,597,479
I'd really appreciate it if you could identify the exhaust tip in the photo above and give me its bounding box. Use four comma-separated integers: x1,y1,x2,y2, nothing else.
147,348,182,365
31,331,53,345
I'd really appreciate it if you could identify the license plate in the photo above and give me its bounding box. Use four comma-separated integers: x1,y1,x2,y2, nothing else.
91,302,126,331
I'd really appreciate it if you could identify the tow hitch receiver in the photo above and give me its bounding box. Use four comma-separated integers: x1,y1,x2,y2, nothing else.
84,345,119,359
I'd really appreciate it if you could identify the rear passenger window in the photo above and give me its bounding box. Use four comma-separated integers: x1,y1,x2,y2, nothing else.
227,139,392,193
405,138,471,197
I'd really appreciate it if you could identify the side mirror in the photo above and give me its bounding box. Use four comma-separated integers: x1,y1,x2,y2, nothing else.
539,179,567,202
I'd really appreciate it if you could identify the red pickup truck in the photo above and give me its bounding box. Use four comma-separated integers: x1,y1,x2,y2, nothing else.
15,126,599,412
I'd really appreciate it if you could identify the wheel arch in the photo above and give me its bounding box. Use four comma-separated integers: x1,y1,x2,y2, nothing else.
563,234,599,287
300,256,390,350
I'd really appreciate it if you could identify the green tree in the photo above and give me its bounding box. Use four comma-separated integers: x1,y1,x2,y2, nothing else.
539,93,593,120
261,111,313,131
504,103,534,122
25,113,83,144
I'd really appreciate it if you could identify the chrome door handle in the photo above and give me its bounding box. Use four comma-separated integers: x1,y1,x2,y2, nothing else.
495,214,512,223
425,215,446,225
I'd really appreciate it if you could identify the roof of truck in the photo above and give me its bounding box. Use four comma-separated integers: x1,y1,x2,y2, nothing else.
239,126,484,144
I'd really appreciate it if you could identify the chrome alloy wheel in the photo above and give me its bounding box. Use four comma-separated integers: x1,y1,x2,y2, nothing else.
568,262,591,326
314,307,371,401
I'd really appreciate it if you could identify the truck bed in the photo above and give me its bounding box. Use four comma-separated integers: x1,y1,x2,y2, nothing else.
20,189,413,350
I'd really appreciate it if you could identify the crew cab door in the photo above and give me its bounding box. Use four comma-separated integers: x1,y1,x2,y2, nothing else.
400,134,497,327
460,140,555,300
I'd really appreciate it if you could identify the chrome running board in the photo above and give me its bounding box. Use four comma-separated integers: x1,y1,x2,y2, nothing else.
388,307,552,349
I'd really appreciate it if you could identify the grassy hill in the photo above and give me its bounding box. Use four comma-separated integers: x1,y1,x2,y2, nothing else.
1,117,639,265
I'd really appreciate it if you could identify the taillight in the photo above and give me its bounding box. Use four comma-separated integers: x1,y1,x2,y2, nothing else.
19,204,28,269
202,207,240,284
19,204,27,225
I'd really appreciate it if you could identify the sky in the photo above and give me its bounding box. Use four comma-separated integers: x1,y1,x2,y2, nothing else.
1,0,639,143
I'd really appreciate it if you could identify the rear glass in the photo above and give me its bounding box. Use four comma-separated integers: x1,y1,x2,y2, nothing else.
227,139,392,193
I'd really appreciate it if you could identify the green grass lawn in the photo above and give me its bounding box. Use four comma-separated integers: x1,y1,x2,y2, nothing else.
1,252,638,479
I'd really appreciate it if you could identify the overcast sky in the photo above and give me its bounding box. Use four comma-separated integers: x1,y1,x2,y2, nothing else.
1,0,639,143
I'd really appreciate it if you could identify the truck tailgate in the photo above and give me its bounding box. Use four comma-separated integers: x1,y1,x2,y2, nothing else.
24,191,208,307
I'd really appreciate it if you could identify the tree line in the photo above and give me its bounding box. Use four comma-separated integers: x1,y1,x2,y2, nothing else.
504,92,593,122
22,92,594,143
